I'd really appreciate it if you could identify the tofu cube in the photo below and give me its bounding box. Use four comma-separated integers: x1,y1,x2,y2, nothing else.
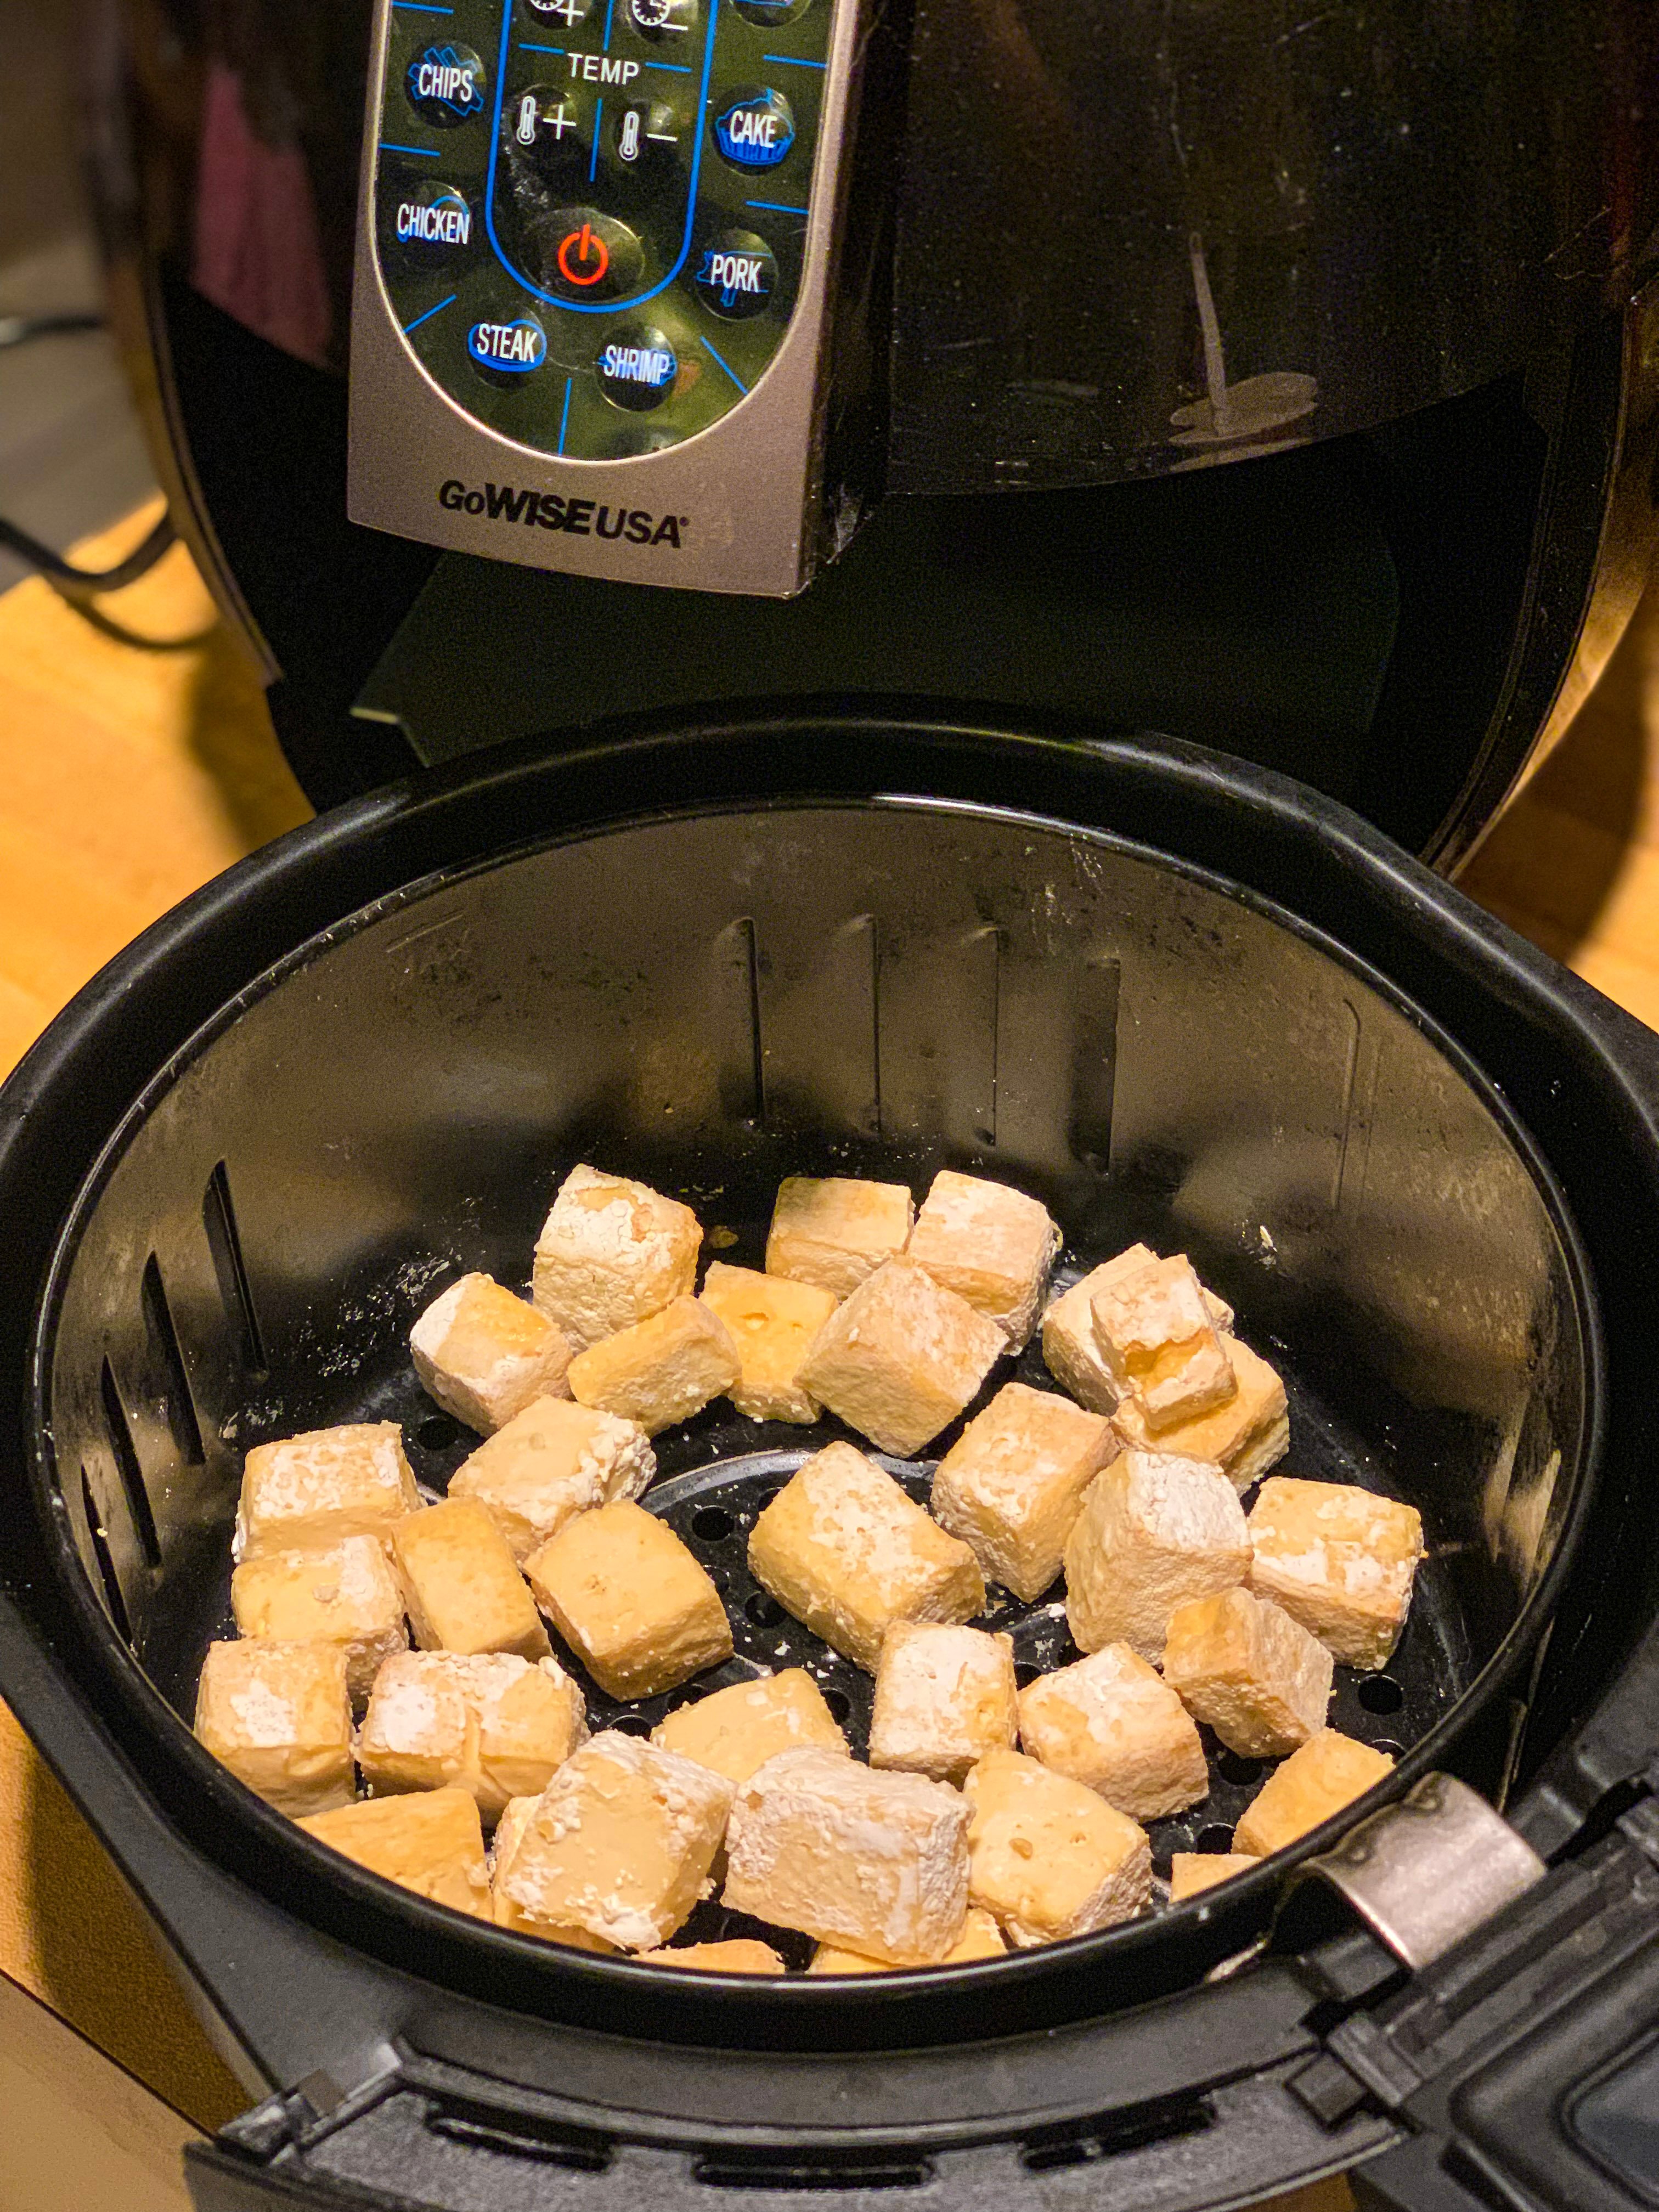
526,1499,732,1699
1111,1336,1289,1493
795,1259,1006,1457
1015,1645,1207,1820
297,1786,492,1918
904,1170,1061,1351
699,1262,839,1424
1090,1256,1237,1431
498,1731,735,1949
392,1498,551,1660
963,1748,1150,1945
490,1795,616,1950
1064,1449,1251,1662
1248,1477,1426,1668
235,1422,419,1561
637,1939,787,1973
567,1296,740,1437
1041,1246,1233,1415
808,1909,1007,1973
652,1668,849,1784
723,1745,970,1963
532,1164,702,1351
1161,1586,1333,1758
410,1273,574,1434
765,1175,915,1299
230,1535,407,1705
1233,1730,1396,1858
358,1650,588,1818
194,1639,355,1816
448,1395,655,1562
1169,1852,1259,1901
868,1622,1018,1782
747,1442,986,1671
930,1382,1119,1602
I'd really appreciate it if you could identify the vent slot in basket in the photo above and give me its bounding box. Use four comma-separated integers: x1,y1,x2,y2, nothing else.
202,1160,267,1375
141,1253,205,1467
99,1356,160,1571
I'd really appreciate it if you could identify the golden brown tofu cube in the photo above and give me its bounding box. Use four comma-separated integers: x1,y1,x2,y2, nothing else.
526,1499,732,1699
1112,1336,1289,1494
904,1170,1061,1351
1042,1248,1234,1414
357,1650,588,1818
637,1939,787,1973
930,1381,1119,1602
1090,1256,1237,1432
297,1785,492,1917
392,1498,551,1660
806,1909,1007,1973
230,1535,407,1705
698,1262,839,1424
765,1175,914,1299
868,1622,1018,1782
964,1748,1150,1945
747,1442,986,1672
194,1638,356,1816
410,1273,574,1434
532,1164,702,1351
235,1422,419,1560
1016,1645,1207,1821
1247,1477,1425,1668
723,1746,970,1963
1233,1730,1396,1858
567,1296,741,1437
652,1668,849,1784
1161,1586,1333,1758
1063,1449,1251,1662
448,1395,655,1562
490,1795,616,1950
795,1259,1006,1457
1169,1852,1259,1901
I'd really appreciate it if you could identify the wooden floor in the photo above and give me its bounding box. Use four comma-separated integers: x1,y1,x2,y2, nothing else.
0,500,1652,2196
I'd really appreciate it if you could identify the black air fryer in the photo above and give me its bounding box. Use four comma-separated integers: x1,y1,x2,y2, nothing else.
5,6,1659,2211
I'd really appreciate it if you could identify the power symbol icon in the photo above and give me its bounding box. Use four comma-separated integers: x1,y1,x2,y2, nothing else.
557,222,610,285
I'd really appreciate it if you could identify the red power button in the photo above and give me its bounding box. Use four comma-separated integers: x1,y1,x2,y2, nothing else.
557,222,610,286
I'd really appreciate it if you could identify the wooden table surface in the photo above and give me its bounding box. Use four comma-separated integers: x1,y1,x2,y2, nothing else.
0,499,1651,2201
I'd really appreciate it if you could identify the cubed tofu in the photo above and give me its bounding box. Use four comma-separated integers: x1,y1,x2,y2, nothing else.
868,1622,1018,1782
637,1939,787,1973
1090,1256,1237,1431
652,1668,849,1784
567,1296,740,1437
297,1785,492,1917
499,1731,734,1949
1169,1852,1259,1901
194,1639,356,1816
1016,1645,1207,1821
392,1498,551,1660
963,1748,1150,1945
357,1650,588,1819
230,1535,407,1705
747,1442,986,1672
1112,1337,1289,1494
795,1259,1006,1457
234,1422,419,1561
699,1263,839,1424
490,1795,616,1950
1064,1450,1251,1663
448,1395,655,1562
532,1164,702,1352
1248,1477,1425,1668
930,1382,1119,1603
526,1499,732,1699
765,1175,914,1299
1233,1730,1396,1858
1161,1586,1333,1758
410,1273,574,1434
1042,1247,1233,1414
904,1170,1061,1351
723,1746,970,1963
807,1909,1007,1973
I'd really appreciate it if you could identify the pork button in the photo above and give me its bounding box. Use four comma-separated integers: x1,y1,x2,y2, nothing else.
692,229,778,319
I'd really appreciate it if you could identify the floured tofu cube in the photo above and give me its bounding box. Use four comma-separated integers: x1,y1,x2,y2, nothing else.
358,1650,588,1817
490,1795,616,1950
795,1259,1005,1457
1064,1449,1250,1662
964,1748,1150,1945
567,1296,740,1436
235,1422,418,1561
499,1731,734,1949
723,1746,969,1963
808,1909,1007,1972
1234,1729,1395,1857
526,1498,732,1699
1042,1246,1233,1414
392,1498,551,1660
195,1638,356,1816
532,1164,702,1352
765,1175,914,1299
1248,1477,1425,1668
930,1381,1118,1602
1112,1336,1289,1493
1015,1645,1207,1821
699,1262,838,1424
297,1785,490,1917
653,1668,848,1784
410,1273,573,1434
1091,1256,1237,1431
448,1395,654,1562
747,1442,985,1671
1161,1586,1333,1758
868,1622,1017,1782
230,1535,407,1705
638,1939,787,1973
905,1170,1061,1351
1169,1852,1259,1901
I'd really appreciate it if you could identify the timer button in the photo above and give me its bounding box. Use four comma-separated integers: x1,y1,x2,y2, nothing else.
692,228,777,318
523,0,594,20
466,311,549,384
627,0,700,40
404,42,488,127
595,321,680,409
731,0,813,21
712,86,795,171
538,207,645,300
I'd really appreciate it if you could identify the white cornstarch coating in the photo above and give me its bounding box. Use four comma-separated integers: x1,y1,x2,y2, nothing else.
1042,1246,1234,1414
357,1650,588,1818
868,1622,1018,1783
230,1534,408,1703
964,1748,1151,1945
1088,1254,1238,1431
447,1393,656,1561
1161,1585,1333,1758
1111,1335,1289,1494
795,1257,1006,1457
930,1381,1119,1602
194,1639,356,1817
566,1296,741,1436
409,1272,574,1434
765,1175,915,1299
1064,1449,1251,1662
235,1422,419,1561
652,1669,850,1784
1247,1477,1425,1668
904,1170,1062,1351
1016,1644,1208,1821
532,1164,703,1351
699,1262,839,1424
